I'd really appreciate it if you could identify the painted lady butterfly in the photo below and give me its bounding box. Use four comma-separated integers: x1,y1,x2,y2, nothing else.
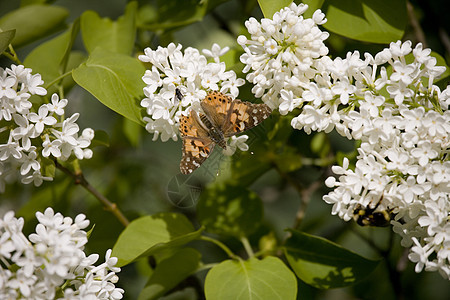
179,91,272,174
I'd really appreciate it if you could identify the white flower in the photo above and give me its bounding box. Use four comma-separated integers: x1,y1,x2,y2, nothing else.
6,269,37,297
331,78,356,105
1,65,95,192
21,170,51,186
139,43,244,142
0,209,123,299
0,134,22,161
390,61,415,85
27,105,57,134
223,135,249,156
274,35,450,279
0,72,17,99
42,136,62,158
11,113,35,150
19,148,40,175
202,43,230,63
25,73,47,96
238,2,329,110
279,89,301,115
410,141,438,166
48,93,68,115
104,249,121,273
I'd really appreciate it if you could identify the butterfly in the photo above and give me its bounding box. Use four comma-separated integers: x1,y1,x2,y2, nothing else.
179,90,272,174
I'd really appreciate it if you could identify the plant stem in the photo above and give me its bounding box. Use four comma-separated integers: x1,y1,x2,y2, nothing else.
407,1,427,47
44,71,73,90
240,236,254,258
4,43,22,65
54,160,130,227
200,235,238,259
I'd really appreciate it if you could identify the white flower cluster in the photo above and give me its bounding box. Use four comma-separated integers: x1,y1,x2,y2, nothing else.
138,43,245,142
300,40,450,279
0,65,94,192
237,2,329,110
317,42,449,279
240,4,450,280
0,208,124,299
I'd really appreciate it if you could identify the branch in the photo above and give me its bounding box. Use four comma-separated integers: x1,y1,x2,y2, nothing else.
55,160,130,227
407,1,427,47
274,163,323,229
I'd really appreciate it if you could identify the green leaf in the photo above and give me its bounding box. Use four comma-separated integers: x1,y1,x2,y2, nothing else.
0,5,68,48
112,213,203,266
24,21,83,95
137,0,208,31
197,183,263,238
430,51,450,86
90,130,110,148
257,0,292,18
86,224,95,239
284,230,380,289
72,48,146,125
205,256,297,300
80,1,137,55
322,0,406,43
138,248,201,300
0,29,15,54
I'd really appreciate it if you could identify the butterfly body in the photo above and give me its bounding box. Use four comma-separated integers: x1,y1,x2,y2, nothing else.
179,91,271,174
198,113,227,149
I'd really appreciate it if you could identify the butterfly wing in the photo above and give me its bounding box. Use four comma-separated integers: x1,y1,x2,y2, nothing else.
180,138,215,174
200,91,233,128
222,99,272,137
179,110,215,174
200,91,272,137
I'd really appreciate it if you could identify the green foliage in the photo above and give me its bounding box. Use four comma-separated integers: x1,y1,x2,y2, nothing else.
72,48,145,125
0,5,68,48
112,213,203,266
257,0,293,18
197,183,263,238
432,52,450,85
0,29,15,54
137,0,209,31
80,2,137,55
205,256,298,299
24,21,83,96
284,230,380,289
138,248,201,300
322,0,406,43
